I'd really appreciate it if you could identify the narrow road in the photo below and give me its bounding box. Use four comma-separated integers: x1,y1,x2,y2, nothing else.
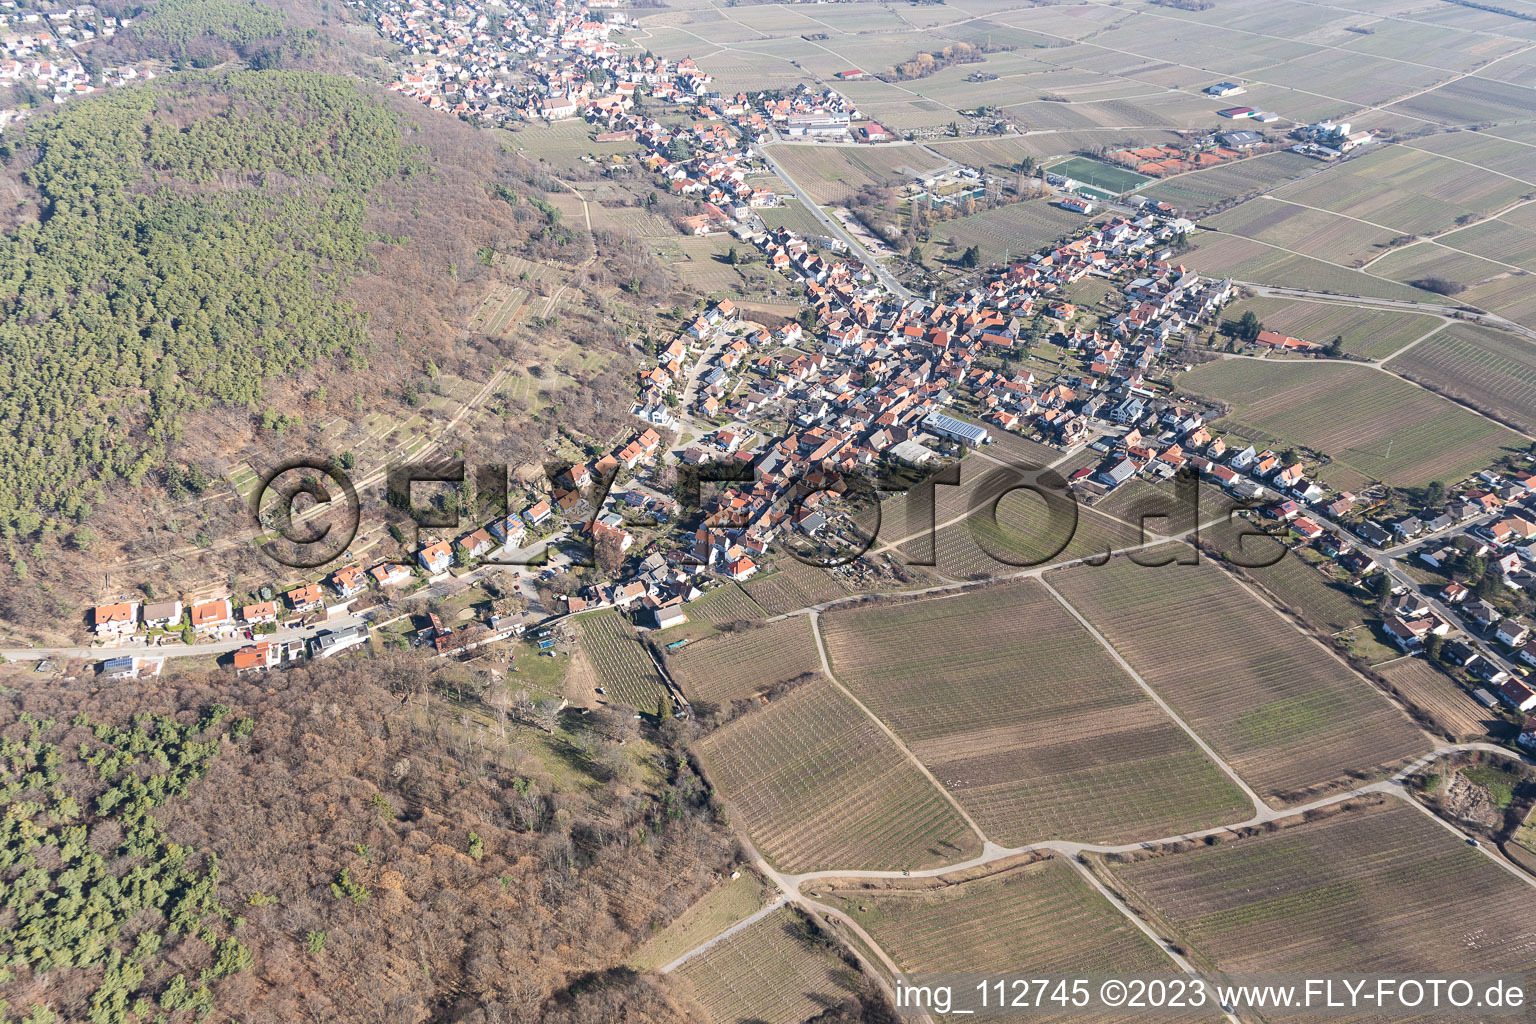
755,142,913,299
658,896,787,973
767,742,1536,891
1238,282,1536,347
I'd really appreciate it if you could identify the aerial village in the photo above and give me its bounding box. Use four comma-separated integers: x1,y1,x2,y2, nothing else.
59,0,1536,753
0,3,163,123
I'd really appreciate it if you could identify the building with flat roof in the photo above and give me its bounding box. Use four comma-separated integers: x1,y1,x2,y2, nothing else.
922,412,990,447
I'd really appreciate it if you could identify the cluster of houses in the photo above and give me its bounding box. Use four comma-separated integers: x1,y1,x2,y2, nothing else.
605,207,1257,606
90,589,374,674
419,425,667,579
1290,119,1376,160
0,5,160,121
592,112,779,233
359,0,713,124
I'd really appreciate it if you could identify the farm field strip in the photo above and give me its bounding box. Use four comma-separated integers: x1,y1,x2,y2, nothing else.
1387,322,1536,435
673,907,859,1024
829,857,1206,1024
1213,296,1441,360
820,580,1252,846
1377,656,1496,744
1176,358,1524,490
1105,800,1536,978
683,583,769,627
743,558,853,616
576,608,668,710
698,677,982,873
1049,555,1432,803
668,615,822,707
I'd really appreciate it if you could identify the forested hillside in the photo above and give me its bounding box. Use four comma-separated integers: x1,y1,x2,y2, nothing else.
0,71,412,538
0,64,619,633
0,654,733,1022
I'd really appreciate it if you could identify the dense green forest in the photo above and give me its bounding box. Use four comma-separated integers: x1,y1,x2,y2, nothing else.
129,0,287,57
0,71,418,542
0,706,252,1023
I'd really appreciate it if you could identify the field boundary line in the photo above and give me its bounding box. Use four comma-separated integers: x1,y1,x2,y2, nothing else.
1375,318,1449,365
658,895,788,973
1035,576,1271,815
807,610,993,848
1066,856,1242,1024
1213,562,1443,755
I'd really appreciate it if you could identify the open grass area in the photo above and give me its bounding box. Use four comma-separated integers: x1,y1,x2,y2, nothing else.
697,677,982,873
1105,800,1536,978
668,616,821,709
1177,358,1524,490
575,607,668,711
673,907,860,1024
629,872,773,972
1049,156,1150,195
1387,321,1536,435
1049,554,1430,803
821,580,1251,846
826,857,1194,1024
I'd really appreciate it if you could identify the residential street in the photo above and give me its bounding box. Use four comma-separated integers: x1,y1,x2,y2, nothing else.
755,141,912,299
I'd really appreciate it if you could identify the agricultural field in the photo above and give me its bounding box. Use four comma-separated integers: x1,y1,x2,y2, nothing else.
629,872,774,972
820,581,1251,846
929,130,1189,174
1404,131,1536,188
1269,146,1530,237
828,857,1198,1024
766,144,947,205
1180,231,1438,301
1203,198,1402,267
1049,554,1431,803
696,677,982,872
1389,76,1536,126
743,557,854,616
672,907,860,1024
575,608,668,711
1176,358,1525,490
1106,800,1536,978
756,199,826,239
1440,215,1536,273
938,199,1090,266
1137,151,1320,214
1368,242,1511,295
900,494,1145,580
682,582,769,628
1387,322,1536,434
1199,518,1401,667
667,616,822,709
1377,656,1497,743
1213,296,1441,360
885,452,1149,575
499,120,639,171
